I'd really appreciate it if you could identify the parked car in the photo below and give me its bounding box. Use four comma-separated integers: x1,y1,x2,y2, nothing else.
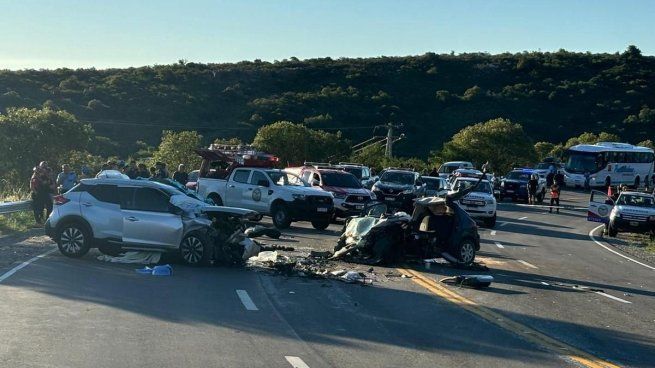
197,166,334,230
44,178,258,265
420,176,448,197
588,190,655,237
371,168,423,211
499,168,547,202
336,163,375,188
449,177,497,227
437,161,474,179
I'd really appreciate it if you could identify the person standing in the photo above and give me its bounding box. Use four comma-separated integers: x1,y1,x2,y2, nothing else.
56,164,77,194
30,166,54,223
546,171,555,187
136,163,150,179
549,182,561,213
172,164,189,185
527,174,539,205
125,160,139,179
153,162,168,179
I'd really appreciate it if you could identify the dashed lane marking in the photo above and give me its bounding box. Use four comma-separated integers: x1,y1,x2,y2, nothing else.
498,222,509,227
0,248,57,284
285,356,310,368
518,216,528,220
397,267,621,368
236,289,259,311
494,242,504,249
589,225,655,271
517,259,539,269
595,291,632,304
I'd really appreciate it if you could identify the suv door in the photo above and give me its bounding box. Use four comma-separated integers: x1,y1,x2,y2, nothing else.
248,170,272,213
79,184,123,241
226,169,252,206
121,187,184,248
588,190,614,224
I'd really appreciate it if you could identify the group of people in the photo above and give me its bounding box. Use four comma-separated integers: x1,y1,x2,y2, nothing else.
29,159,192,223
527,171,562,213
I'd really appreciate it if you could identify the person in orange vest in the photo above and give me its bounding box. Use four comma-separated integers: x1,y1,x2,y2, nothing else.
549,182,560,213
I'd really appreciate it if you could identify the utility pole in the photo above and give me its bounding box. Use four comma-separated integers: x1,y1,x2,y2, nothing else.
383,122,404,158
351,122,404,157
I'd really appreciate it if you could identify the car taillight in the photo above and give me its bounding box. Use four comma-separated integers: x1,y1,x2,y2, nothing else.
53,195,70,205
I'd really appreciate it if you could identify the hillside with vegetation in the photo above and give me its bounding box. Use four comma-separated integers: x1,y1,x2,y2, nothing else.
1,46,653,161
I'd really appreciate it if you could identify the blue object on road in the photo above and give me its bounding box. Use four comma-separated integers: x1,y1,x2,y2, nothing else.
135,266,153,275
135,264,172,276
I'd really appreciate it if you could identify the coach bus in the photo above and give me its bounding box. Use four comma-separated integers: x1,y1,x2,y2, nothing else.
563,142,654,188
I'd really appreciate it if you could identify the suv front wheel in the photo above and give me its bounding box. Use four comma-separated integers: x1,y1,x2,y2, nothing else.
179,231,212,266
57,222,91,258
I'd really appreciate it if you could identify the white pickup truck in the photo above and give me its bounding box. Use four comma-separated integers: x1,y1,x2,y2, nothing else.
588,190,655,237
197,166,335,230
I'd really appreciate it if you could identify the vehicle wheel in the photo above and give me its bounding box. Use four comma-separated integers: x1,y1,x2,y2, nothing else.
634,176,640,189
179,231,212,266
311,218,330,230
448,238,476,266
272,203,292,229
483,213,497,228
98,244,123,257
208,193,223,206
608,224,618,237
57,222,91,258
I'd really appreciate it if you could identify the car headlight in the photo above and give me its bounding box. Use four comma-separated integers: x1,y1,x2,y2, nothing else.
402,189,414,195
333,192,346,199
370,192,377,200
292,194,306,200
486,199,495,205
500,182,505,187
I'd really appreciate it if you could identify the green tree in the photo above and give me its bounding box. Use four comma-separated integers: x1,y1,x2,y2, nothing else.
438,118,537,174
350,144,385,171
252,121,351,165
637,140,655,149
564,132,621,148
151,130,202,171
534,141,555,161
213,137,243,146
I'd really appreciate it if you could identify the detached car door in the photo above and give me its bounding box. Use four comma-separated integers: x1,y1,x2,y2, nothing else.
588,190,614,224
121,187,184,248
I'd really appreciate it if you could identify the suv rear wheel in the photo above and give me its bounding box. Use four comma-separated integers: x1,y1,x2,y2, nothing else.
448,238,476,266
57,222,91,258
179,231,212,266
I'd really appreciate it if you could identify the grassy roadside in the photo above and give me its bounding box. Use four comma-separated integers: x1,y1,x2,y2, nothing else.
620,233,655,254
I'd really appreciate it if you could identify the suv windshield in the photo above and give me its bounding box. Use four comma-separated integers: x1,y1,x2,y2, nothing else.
266,171,307,186
380,171,415,185
454,180,492,194
423,178,443,190
617,194,655,207
341,167,363,179
438,165,459,174
322,172,362,188
506,171,531,181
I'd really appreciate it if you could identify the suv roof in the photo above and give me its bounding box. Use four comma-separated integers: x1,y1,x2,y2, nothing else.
80,178,176,190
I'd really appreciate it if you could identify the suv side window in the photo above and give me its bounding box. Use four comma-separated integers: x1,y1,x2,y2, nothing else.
232,169,251,183
130,188,170,212
250,171,268,186
88,185,119,204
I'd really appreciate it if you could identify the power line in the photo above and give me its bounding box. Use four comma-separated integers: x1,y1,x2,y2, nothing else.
81,119,377,131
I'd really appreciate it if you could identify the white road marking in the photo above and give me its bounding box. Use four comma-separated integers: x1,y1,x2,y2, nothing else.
589,225,655,271
0,248,57,284
595,291,632,304
285,356,310,368
540,281,550,286
494,242,504,249
498,222,509,227
236,290,259,311
518,216,528,220
517,260,538,269
490,230,497,236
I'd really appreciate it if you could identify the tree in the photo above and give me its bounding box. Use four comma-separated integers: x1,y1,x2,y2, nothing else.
534,142,555,161
437,118,537,174
252,121,351,165
565,132,621,148
637,140,655,149
213,137,243,146
151,130,202,171
350,144,385,171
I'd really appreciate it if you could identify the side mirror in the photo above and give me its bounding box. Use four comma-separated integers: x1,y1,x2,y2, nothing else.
257,179,270,187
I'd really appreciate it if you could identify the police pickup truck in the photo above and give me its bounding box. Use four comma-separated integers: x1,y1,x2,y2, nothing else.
449,177,497,227
499,168,547,202
588,190,655,237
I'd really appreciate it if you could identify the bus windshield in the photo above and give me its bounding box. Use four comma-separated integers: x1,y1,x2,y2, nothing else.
564,150,606,174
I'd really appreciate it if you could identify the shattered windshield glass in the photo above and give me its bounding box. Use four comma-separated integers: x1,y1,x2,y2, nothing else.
266,171,307,186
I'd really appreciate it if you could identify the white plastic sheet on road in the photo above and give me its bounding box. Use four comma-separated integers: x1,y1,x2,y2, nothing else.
97,251,161,264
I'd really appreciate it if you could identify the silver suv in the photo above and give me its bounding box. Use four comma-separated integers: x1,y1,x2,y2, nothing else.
45,178,255,265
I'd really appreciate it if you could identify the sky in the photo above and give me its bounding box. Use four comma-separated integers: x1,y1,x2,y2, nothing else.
0,0,653,70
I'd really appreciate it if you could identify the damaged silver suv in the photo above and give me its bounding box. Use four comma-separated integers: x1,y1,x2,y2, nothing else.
45,178,256,265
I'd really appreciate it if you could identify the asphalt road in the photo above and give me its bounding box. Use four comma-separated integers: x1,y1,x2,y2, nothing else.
1,190,654,368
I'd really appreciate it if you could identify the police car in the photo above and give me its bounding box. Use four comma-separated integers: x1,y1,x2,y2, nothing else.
499,168,547,202
588,190,655,237
449,177,497,227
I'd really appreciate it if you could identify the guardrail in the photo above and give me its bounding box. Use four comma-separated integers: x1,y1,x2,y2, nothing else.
0,200,32,215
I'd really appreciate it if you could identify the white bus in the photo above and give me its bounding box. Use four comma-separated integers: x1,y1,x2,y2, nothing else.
563,142,654,188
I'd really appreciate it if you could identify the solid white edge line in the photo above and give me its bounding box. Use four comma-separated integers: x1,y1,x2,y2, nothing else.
0,247,57,284
494,242,504,249
490,230,497,236
595,291,632,304
517,259,538,269
588,225,655,271
236,289,259,311
285,356,310,368
518,216,528,220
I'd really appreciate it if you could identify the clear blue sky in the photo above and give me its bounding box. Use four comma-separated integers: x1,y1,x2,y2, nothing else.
1,0,653,70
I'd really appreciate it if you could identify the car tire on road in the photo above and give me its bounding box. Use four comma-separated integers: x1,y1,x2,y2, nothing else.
448,237,476,266
56,222,91,258
483,214,497,228
98,244,123,257
272,204,292,229
311,218,330,230
179,231,212,266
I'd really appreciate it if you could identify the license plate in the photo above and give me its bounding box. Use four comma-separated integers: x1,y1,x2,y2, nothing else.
385,197,394,201
317,207,328,213
355,205,364,209
506,190,514,193
630,221,639,226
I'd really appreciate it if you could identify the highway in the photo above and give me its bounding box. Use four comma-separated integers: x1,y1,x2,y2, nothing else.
0,190,653,367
